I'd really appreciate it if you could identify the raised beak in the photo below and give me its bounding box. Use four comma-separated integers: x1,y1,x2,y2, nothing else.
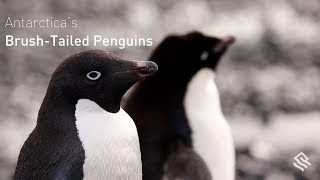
213,36,236,53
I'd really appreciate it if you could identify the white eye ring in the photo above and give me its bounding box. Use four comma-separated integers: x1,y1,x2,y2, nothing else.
200,51,209,61
86,71,101,80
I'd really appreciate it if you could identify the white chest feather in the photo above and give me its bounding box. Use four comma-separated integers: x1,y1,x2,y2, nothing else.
184,68,235,180
75,99,142,180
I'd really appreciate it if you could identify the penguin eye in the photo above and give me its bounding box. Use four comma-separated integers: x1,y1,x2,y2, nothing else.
200,51,209,61
86,71,101,80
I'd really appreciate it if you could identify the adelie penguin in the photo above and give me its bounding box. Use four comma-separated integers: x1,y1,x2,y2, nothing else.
124,31,236,180
13,49,158,180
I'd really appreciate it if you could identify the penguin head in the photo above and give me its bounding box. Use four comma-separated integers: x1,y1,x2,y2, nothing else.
48,49,158,113
151,31,235,80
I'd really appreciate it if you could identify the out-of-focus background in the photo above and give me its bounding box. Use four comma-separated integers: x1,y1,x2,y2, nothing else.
1,0,320,179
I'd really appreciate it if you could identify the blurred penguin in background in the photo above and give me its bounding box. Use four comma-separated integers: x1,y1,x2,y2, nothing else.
124,31,236,180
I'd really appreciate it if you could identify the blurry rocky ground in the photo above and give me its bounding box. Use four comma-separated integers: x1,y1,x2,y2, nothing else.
1,0,320,179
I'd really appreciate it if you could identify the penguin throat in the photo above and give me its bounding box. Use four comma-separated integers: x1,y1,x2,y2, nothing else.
75,99,142,179
184,68,221,111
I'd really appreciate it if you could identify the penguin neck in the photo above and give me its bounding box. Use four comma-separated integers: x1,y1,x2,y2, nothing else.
184,68,222,112
38,89,76,124
38,87,123,123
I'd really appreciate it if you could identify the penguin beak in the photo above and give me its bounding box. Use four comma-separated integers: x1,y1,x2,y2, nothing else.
130,61,158,77
114,60,158,80
213,36,235,53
